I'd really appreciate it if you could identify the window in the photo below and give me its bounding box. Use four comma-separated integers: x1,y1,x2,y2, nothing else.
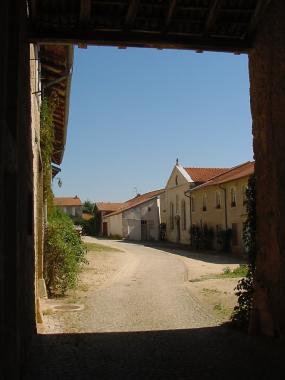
170,202,174,230
232,223,238,246
181,200,186,230
230,188,237,207
175,175,178,186
215,191,221,209
202,193,207,211
191,196,195,212
176,195,179,213
242,185,247,206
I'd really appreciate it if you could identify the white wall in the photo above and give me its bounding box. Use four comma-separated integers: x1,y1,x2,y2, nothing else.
104,213,123,237
123,198,160,241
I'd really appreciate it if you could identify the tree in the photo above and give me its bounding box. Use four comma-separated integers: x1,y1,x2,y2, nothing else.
83,200,94,214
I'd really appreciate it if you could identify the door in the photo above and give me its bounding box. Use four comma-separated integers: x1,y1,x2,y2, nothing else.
141,220,148,240
103,222,108,236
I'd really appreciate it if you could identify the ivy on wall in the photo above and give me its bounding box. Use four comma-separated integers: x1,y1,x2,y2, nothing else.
231,174,256,329
40,97,55,211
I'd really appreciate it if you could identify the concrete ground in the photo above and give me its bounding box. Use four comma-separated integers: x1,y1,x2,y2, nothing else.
23,238,285,379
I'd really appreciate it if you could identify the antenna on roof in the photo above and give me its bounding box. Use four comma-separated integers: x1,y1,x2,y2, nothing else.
176,158,179,165
134,187,140,197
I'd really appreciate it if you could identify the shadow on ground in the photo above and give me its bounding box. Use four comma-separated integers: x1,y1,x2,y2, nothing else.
23,324,284,380
109,238,245,265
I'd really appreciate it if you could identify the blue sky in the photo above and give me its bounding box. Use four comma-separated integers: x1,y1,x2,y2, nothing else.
53,46,253,203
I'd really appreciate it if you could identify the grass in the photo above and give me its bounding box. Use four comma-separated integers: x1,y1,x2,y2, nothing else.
202,288,221,295
85,242,122,253
219,265,248,278
189,264,248,282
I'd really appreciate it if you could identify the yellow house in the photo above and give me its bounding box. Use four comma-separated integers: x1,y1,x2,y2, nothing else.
188,161,254,255
163,160,228,244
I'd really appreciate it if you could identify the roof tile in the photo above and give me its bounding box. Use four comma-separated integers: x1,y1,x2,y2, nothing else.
184,167,229,183
192,161,254,190
54,196,82,206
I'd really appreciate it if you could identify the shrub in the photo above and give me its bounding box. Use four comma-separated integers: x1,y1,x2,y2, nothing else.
44,207,88,297
231,174,256,329
216,228,232,252
190,225,214,250
80,216,99,236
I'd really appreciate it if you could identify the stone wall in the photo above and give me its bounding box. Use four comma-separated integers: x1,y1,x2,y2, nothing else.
191,177,249,254
249,0,285,337
0,1,36,378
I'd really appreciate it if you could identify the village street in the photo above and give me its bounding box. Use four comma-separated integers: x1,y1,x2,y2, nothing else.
23,238,285,379
40,237,244,333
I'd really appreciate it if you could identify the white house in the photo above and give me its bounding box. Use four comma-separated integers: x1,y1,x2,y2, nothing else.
103,189,165,241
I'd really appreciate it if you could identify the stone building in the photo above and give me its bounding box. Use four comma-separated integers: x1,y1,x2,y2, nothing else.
54,196,83,220
163,161,228,244
2,3,285,377
188,161,254,255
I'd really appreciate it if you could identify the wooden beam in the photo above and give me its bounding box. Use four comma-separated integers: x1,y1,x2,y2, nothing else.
125,0,140,30
80,0,92,27
30,0,37,21
204,0,223,36
246,0,272,37
165,0,177,29
28,30,251,54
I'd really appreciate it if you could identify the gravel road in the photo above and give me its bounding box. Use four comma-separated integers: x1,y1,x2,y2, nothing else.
23,237,285,380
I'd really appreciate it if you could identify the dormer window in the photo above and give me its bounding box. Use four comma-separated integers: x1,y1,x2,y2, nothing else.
230,187,237,207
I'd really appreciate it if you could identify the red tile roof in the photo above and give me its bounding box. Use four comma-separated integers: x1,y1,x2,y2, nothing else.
53,196,82,206
105,189,165,217
192,161,254,190
184,167,229,183
95,202,124,212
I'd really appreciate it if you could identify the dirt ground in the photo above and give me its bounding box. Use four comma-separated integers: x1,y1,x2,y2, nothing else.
39,239,243,334
176,252,242,321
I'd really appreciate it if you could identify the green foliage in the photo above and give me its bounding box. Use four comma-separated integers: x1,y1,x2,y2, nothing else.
40,97,55,208
231,174,256,329
44,207,88,297
81,216,100,236
216,228,232,252
221,265,248,278
190,225,214,249
83,200,94,214
85,242,122,253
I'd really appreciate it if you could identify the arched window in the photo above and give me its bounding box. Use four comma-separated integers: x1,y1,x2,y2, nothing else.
216,191,221,209
230,187,237,207
181,200,186,230
176,195,179,213
202,193,207,211
170,202,174,230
